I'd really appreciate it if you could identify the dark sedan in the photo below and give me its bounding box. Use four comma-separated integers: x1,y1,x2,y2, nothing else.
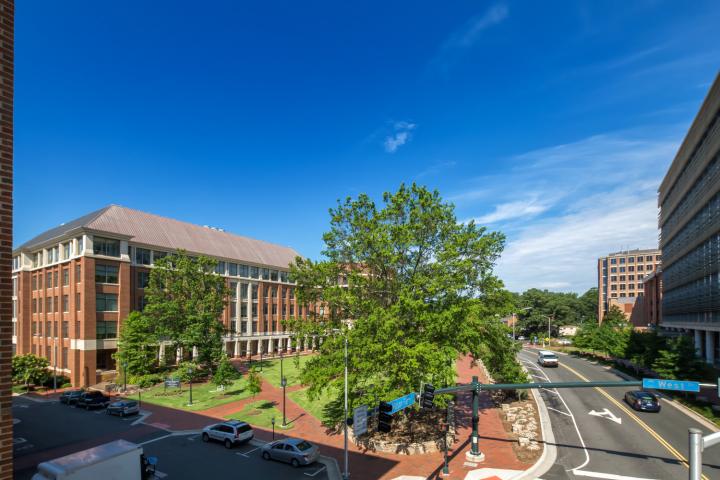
59,389,84,405
76,391,111,410
624,390,661,412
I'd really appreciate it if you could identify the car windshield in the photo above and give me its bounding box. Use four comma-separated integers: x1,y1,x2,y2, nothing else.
637,393,654,401
295,441,313,451
543,354,557,359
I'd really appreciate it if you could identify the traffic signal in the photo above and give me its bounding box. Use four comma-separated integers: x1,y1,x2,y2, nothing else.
421,383,435,409
378,401,393,433
346,416,353,427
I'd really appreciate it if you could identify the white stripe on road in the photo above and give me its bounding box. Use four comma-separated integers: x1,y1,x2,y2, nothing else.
546,407,572,417
573,469,658,480
304,465,327,477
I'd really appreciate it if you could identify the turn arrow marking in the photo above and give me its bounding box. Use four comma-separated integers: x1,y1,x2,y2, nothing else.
589,408,622,424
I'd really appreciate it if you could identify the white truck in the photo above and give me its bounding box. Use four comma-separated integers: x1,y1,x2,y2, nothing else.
31,439,155,480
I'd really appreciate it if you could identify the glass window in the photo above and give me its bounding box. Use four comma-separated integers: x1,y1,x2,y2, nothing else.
239,264,249,277
77,237,84,254
637,283,643,289
655,255,661,261
138,271,150,288
241,304,248,318
241,283,248,298
229,263,238,276
137,296,148,311
135,248,151,265
610,285,617,291
63,295,69,312
53,271,58,287
96,264,119,284
230,303,237,317
76,293,81,311
610,267,617,273
628,266,634,272
628,256,634,263
610,276,617,282
38,297,42,313
76,264,81,282
96,321,118,339
32,276,37,290
270,270,278,281
610,258,617,264
619,284,626,290
93,237,120,257
230,282,237,298
280,271,288,283
261,268,270,280
619,275,625,281
619,267,626,273
96,293,118,312
252,284,258,300
46,297,52,312
55,296,59,312
250,266,259,279
215,261,226,275
646,255,653,262
153,251,167,262
32,298,37,313
63,269,69,286
63,242,71,259
619,257,626,264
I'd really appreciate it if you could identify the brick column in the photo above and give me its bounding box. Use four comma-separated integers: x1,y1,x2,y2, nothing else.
0,2,12,477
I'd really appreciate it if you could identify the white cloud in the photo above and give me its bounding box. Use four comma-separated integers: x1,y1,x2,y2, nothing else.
384,121,416,153
450,128,683,293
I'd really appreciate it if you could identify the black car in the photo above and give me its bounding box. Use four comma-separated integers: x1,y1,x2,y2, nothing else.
76,391,111,410
624,390,661,412
59,389,85,405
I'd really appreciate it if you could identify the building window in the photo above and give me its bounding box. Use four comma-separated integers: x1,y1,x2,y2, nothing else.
134,247,151,265
76,264,82,282
628,256,634,263
55,296,59,312
637,283,643,289
32,275,37,290
280,271,288,283
46,297,52,313
96,293,118,312
629,284,635,290
610,258,617,264
628,266,634,272
241,283,248,299
96,264,119,284
46,321,51,337
215,261,226,275
46,272,52,288
610,276,617,282
62,347,68,367
619,284,626,290
263,303,268,315
619,267,626,273
647,265,653,271
272,304,277,315
230,282,237,298
63,269,69,286
38,297,42,313
610,285,617,291
610,267,617,273
96,321,118,339
239,264,249,277
77,236,84,254
637,265,644,271
270,270,278,281
32,298,37,313
252,284,258,300
645,255,653,262
152,251,166,263
62,321,69,338
230,303,237,317
53,271,58,287
137,296,148,311
619,257,626,264
93,237,120,257
76,293,81,311
137,271,150,288
655,255,661,261
261,268,270,280
241,304,248,318
619,275,626,281
63,242,71,259
229,263,238,276
63,295,69,312
250,266,259,279
251,303,257,319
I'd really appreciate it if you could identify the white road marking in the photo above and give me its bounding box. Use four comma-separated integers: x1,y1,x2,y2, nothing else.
540,387,560,395
589,408,622,425
304,465,327,477
243,447,259,455
547,407,572,417
573,469,658,480
139,434,173,446
13,437,26,445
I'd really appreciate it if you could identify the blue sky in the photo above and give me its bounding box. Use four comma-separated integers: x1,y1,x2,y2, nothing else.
15,1,720,293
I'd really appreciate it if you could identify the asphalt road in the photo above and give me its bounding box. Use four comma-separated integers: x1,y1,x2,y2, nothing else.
519,348,720,480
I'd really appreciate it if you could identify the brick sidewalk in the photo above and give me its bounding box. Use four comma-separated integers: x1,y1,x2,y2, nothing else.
134,355,533,479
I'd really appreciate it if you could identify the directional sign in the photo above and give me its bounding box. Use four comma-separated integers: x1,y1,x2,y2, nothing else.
588,408,621,424
389,392,416,414
164,379,181,388
353,405,368,436
642,378,699,393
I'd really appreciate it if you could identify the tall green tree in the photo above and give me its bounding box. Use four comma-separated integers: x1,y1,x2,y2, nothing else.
247,367,262,398
573,306,630,357
115,311,157,377
577,287,598,323
212,354,239,392
12,354,50,391
652,336,702,380
287,183,510,425
144,250,230,371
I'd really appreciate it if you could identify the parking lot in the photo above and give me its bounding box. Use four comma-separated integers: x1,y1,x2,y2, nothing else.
12,395,332,480
142,433,331,479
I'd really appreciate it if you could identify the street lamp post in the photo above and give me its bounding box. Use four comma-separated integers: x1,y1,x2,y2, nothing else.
280,351,287,427
271,417,276,440
187,367,193,406
260,343,263,372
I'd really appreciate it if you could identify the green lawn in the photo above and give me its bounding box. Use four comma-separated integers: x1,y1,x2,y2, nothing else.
129,379,253,411
225,400,294,430
288,387,335,423
256,354,313,388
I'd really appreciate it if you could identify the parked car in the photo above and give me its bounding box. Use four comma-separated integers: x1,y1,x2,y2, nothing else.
624,390,661,412
106,400,140,417
537,350,559,367
201,420,254,448
59,389,85,405
76,391,111,410
261,438,320,467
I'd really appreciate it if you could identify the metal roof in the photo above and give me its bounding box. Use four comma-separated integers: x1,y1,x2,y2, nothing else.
15,205,301,269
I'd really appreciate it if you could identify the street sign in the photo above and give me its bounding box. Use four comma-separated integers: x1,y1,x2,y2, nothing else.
388,392,416,414
165,378,181,388
353,405,368,436
642,378,700,393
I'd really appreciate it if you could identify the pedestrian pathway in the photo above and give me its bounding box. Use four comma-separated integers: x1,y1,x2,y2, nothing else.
132,355,533,479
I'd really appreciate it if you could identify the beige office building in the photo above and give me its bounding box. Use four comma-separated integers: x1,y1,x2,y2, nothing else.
597,249,662,322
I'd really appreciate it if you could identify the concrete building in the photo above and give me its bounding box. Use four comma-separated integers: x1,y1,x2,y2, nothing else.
658,73,720,366
12,205,319,387
597,249,662,322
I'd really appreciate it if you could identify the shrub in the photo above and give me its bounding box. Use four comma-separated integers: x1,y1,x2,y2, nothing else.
129,373,163,388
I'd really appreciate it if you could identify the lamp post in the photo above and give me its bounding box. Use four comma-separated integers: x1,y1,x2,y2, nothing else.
122,361,128,393
187,366,193,406
260,343,263,372
280,351,287,427
53,342,58,393
271,417,276,440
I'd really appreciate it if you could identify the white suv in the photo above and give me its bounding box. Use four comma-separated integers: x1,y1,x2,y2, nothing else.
537,350,559,368
202,420,254,448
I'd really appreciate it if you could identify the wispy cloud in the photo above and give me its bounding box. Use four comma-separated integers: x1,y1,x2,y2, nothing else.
450,127,682,293
431,4,508,70
384,121,416,153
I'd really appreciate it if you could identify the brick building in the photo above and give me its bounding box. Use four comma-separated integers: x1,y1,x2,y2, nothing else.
12,205,319,387
642,270,662,329
0,1,12,477
597,249,662,322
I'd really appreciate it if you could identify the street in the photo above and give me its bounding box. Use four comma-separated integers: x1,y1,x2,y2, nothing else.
518,348,720,480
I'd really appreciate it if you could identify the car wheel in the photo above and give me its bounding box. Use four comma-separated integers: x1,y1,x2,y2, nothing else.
262,451,271,461
291,458,300,468
202,433,209,442
224,439,232,449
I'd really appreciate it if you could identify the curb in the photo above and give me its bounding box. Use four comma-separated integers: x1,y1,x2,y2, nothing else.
608,367,719,433
512,379,557,480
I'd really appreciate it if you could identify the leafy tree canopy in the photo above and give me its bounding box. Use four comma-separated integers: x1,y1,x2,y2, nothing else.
12,353,50,389
513,287,597,335
115,311,157,377
287,183,514,425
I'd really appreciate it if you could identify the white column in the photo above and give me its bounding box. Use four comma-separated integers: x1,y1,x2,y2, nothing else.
312,336,317,350
705,330,716,365
286,338,292,352
257,340,263,355
176,347,182,364
694,330,703,357
234,340,240,358
192,346,199,359
158,343,165,363
268,338,274,354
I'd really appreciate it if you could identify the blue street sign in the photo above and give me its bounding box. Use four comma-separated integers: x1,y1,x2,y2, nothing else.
642,378,700,393
388,392,416,414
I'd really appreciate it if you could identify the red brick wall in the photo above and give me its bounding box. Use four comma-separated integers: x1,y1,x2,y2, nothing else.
0,1,12,477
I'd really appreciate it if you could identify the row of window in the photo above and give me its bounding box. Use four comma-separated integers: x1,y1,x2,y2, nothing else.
609,283,644,291
31,265,82,290
30,344,70,369
609,275,642,282
29,237,85,268
31,293,117,313
609,255,661,264
609,264,655,274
